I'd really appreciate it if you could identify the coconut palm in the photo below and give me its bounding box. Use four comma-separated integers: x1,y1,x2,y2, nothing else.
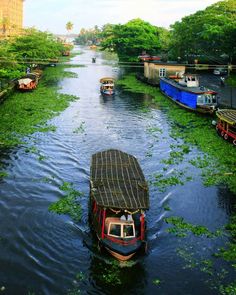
66,22,73,34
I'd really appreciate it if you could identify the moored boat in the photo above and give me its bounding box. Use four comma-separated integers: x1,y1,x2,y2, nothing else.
160,74,218,114
17,73,38,91
216,109,236,145
89,149,149,261
100,77,115,96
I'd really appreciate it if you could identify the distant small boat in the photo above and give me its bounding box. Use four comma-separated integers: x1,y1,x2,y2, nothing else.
216,109,236,145
62,50,70,56
100,77,115,96
17,73,38,91
89,149,149,261
90,45,97,50
160,74,218,114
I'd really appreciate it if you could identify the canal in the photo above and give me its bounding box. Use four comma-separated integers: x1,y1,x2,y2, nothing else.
0,47,234,295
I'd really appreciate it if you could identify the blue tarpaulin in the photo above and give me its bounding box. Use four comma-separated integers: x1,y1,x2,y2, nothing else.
160,79,197,109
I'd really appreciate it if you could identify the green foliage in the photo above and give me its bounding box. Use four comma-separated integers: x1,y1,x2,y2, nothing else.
8,28,65,61
153,279,161,285
74,26,101,45
49,182,83,222
169,0,236,62
0,41,24,79
152,171,185,192
100,19,169,61
118,73,236,195
165,216,221,238
220,282,236,295
0,65,78,147
0,28,67,81
226,74,236,86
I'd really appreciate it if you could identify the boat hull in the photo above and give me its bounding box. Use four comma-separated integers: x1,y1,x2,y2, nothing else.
100,89,115,96
160,78,216,115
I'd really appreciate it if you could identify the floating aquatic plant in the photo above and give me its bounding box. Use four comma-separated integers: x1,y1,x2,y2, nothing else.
49,182,83,222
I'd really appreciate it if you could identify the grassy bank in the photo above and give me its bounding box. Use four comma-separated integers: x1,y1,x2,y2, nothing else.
0,64,79,147
227,74,236,87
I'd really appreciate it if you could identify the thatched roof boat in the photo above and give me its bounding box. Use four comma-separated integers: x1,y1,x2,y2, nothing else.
216,109,236,145
90,149,149,261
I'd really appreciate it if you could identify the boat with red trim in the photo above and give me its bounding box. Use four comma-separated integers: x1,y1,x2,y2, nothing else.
160,74,218,114
100,77,115,96
216,109,236,145
89,149,149,261
17,73,38,91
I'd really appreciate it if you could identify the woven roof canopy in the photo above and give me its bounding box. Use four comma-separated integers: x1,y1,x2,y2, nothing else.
216,109,236,126
90,149,149,210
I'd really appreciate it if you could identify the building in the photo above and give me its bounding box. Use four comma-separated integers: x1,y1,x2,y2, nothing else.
144,61,186,85
0,0,24,37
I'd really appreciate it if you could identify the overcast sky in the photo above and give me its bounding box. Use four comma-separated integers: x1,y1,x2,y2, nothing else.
24,0,220,34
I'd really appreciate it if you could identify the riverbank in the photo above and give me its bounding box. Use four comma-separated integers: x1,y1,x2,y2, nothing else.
0,64,80,147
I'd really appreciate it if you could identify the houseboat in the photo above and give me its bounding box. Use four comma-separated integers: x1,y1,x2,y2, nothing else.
17,73,38,91
160,74,218,114
216,109,236,145
89,149,149,261
100,77,115,96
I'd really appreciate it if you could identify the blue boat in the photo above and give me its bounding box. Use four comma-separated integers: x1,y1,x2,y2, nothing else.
160,74,218,114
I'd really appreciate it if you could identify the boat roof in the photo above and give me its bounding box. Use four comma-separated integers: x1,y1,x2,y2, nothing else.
160,77,217,94
90,149,149,210
216,109,236,125
100,77,115,83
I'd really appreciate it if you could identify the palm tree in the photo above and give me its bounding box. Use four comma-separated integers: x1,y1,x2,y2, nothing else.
66,22,73,34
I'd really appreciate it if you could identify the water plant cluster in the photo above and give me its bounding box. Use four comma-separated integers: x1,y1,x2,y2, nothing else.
49,182,83,222
0,65,79,147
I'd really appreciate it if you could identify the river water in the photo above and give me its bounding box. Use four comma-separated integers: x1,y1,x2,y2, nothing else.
0,47,234,295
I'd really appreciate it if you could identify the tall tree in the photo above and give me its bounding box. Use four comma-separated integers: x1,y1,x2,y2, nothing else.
169,0,236,63
66,22,74,34
100,18,167,61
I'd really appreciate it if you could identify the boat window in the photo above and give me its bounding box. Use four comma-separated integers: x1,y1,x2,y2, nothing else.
123,224,134,238
212,95,217,103
197,95,204,104
159,68,166,77
109,223,121,237
203,94,213,104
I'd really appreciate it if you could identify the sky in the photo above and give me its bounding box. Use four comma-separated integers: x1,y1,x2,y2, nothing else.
24,0,221,34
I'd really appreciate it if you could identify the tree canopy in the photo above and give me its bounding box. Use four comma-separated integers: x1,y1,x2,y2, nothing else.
100,18,169,61
0,29,66,81
169,0,236,63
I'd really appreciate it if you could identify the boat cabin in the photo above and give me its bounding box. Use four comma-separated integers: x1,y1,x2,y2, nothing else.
216,109,236,145
178,74,199,87
100,77,115,95
90,149,149,261
17,73,38,91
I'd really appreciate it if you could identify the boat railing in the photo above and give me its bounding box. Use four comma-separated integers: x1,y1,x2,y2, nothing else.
104,234,140,245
